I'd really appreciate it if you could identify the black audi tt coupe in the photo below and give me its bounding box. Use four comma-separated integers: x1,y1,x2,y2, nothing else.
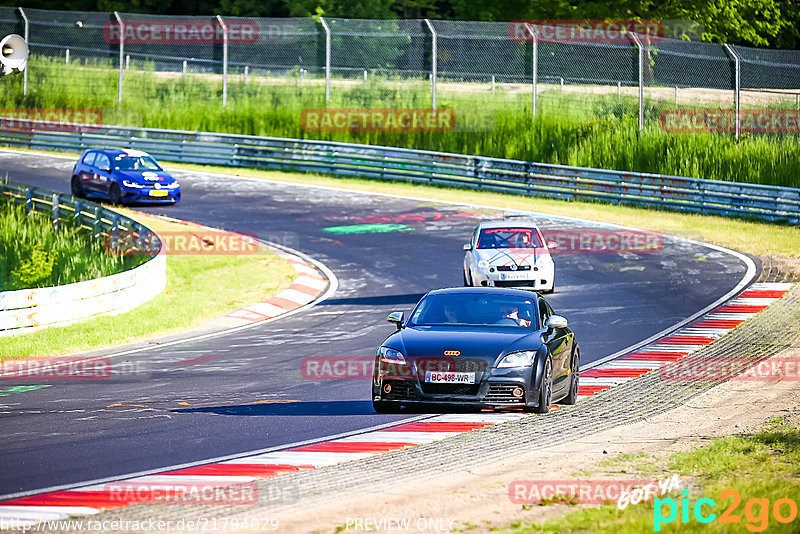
372,287,580,413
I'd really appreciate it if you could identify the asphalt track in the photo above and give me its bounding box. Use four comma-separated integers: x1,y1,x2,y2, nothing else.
0,150,751,497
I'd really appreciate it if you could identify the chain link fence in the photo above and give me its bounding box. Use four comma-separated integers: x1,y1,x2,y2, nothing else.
1,8,800,136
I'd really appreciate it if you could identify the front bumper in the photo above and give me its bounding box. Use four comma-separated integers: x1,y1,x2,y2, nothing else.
473,265,554,290
373,362,539,409
122,186,181,204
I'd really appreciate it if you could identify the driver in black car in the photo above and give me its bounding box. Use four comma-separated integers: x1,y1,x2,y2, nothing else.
498,303,532,327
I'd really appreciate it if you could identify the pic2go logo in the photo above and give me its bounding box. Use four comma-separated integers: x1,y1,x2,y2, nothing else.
654,489,799,532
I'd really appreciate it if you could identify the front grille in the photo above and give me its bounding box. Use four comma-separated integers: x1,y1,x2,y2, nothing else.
422,383,479,395
382,380,415,400
496,265,531,271
419,358,487,396
495,280,535,287
485,383,525,403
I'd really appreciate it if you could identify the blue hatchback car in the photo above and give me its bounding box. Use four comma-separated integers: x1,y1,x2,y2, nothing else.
71,149,181,204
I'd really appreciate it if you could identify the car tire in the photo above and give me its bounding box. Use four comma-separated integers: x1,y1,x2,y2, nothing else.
463,269,473,287
109,183,122,206
532,357,553,414
561,349,580,405
70,176,84,198
372,400,402,414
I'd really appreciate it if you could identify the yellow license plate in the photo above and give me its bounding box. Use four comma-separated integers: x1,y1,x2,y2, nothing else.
149,190,169,197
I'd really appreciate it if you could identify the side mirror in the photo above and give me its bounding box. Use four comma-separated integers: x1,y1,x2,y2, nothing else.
463,243,472,251
387,311,404,330
544,315,568,330
547,241,558,249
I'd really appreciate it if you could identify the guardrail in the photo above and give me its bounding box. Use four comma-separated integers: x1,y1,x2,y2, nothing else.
1,119,799,224
0,179,166,336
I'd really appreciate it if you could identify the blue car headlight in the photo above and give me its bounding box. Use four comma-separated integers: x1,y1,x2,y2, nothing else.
167,182,180,189
378,346,406,365
122,180,144,188
498,350,536,367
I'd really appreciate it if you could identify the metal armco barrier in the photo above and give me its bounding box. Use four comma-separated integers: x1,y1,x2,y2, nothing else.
1,120,799,224
0,179,166,335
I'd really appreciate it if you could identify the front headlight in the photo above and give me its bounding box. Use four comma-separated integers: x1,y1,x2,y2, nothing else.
477,259,490,271
537,255,554,265
122,180,144,188
498,350,537,367
378,346,406,364
167,182,180,189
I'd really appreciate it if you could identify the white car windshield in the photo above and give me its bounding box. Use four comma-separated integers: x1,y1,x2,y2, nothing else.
410,293,535,328
477,228,543,249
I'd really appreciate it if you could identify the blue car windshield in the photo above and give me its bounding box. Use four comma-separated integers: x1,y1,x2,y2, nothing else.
113,155,162,171
409,293,535,328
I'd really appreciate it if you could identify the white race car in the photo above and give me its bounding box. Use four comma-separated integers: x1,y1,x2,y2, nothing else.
463,220,556,293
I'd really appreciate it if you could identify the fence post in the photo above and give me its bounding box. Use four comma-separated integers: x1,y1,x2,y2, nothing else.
25,188,33,214
74,201,83,228
51,193,59,228
424,19,437,112
93,206,101,237
216,15,228,107
629,32,644,131
18,7,28,96
113,11,124,105
723,44,740,140
319,17,331,104
244,65,249,84
524,23,538,119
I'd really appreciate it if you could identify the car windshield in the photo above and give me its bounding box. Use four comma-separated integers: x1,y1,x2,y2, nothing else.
113,155,162,171
477,227,543,249
409,293,535,328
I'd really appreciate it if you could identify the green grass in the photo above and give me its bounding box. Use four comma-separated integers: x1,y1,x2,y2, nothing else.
0,197,145,291
505,419,800,533
2,55,800,188
0,210,297,359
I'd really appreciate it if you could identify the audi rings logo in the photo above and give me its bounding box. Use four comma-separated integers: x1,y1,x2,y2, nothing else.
443,350,461,356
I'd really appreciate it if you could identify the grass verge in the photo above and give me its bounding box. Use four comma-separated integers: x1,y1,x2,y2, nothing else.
0,209,297,359
0,197,146,291
504,418,800,533
172,162,800,259
3,55,800,187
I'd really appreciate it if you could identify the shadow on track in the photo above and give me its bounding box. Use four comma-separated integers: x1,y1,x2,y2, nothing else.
318,293,426,307
172,400,379,416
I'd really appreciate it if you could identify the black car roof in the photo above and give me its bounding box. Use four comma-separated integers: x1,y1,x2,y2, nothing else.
425,287,543,298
